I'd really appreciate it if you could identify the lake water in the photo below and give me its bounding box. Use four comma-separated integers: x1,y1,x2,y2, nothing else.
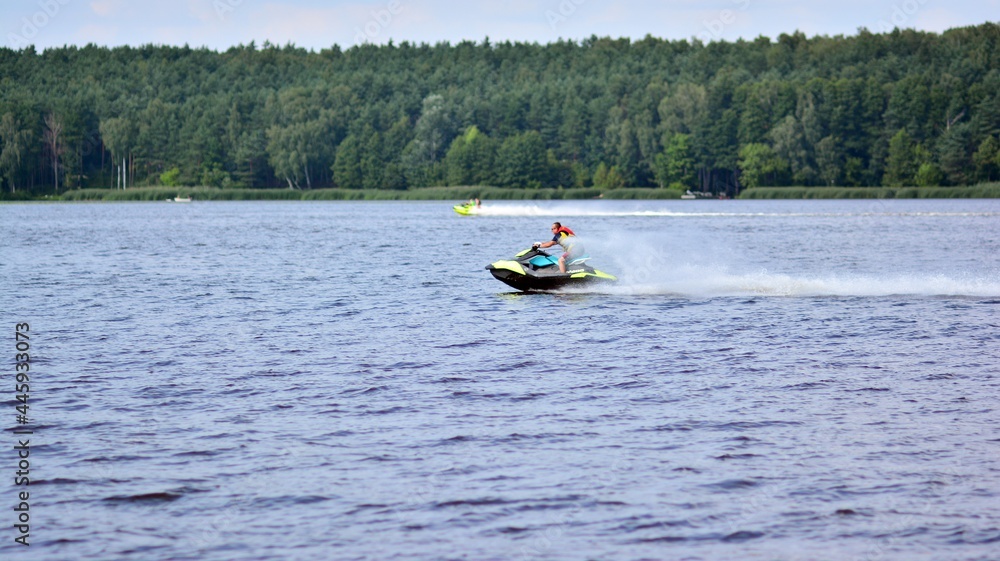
2,198,999,561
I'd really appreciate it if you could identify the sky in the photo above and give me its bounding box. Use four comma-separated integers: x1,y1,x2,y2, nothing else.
3,0,998,51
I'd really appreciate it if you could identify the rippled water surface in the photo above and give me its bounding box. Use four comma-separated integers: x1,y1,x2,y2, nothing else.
2,199,999,561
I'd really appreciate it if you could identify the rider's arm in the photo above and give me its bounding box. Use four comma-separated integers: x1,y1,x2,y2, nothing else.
535,233,561,249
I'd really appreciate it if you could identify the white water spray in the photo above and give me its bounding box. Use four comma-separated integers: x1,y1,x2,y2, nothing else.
472,203,999,218
575,234,1000,298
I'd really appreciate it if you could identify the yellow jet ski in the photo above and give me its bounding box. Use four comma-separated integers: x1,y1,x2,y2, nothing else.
486,247,617,291
453,200,479,215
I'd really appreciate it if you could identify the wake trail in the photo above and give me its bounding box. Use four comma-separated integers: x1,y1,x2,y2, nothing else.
596,268,1000,298
472,204,998,218
571,235,1000,298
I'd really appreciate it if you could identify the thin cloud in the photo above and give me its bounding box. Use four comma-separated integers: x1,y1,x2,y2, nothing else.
913,8,971,33
89,0,120,17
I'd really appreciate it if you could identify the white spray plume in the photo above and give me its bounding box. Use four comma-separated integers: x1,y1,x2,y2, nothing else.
571,232,1000,298
472,202,999,219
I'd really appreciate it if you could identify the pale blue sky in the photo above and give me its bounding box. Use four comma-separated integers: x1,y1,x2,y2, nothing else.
3,0,998,51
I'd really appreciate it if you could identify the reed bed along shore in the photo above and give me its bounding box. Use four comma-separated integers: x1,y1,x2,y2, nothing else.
52,186,683,201
5,184,998,202
739,184,1000,199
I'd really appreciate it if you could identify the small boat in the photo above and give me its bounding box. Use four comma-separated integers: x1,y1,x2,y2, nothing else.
681,190,696,199
172,196,192,202
486,247,617,292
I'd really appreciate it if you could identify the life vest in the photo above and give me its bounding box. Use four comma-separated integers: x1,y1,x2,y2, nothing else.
554,226,578,252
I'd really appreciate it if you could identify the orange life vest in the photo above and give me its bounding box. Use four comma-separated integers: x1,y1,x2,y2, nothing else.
554,226,578,252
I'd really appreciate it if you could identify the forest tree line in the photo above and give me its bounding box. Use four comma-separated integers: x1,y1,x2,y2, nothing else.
1,23,999,196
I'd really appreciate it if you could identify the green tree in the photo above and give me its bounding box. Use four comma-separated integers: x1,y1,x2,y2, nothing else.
359,127,385,190
653,133,695,189
884,129,917,186
401,94,456,187
140,98,183,183
770,115,815,185
913,162,944,186
592,162,625,189
332,134,362,188
444,126,496,186
230,130,268,187
267,119,330,188
53,101,93,190
972,136,999,182
99,116,138,188
0,113,31,193
738,82,779,145
604,107,641,186
0,27,999,192
815,136,844,186
738,143,788,188
160,167,181,186
936,123,973,186
381,117,413,190
496,131,548,188
200,164,231,187
265,88,338,189
42,113,65,191
658,83,707,136
843,157,865,187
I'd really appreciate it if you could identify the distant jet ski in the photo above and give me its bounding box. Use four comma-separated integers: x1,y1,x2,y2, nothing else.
453,201,479,215
486,247,616,292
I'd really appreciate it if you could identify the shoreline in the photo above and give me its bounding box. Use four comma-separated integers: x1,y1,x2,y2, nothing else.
739,185,1000,199
2,184,999,202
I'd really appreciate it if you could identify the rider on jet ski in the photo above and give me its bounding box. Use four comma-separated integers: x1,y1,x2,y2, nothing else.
533,222,582,273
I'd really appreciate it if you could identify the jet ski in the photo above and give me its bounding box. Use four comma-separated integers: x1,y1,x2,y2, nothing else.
453,201,478,215
486,247,617,292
